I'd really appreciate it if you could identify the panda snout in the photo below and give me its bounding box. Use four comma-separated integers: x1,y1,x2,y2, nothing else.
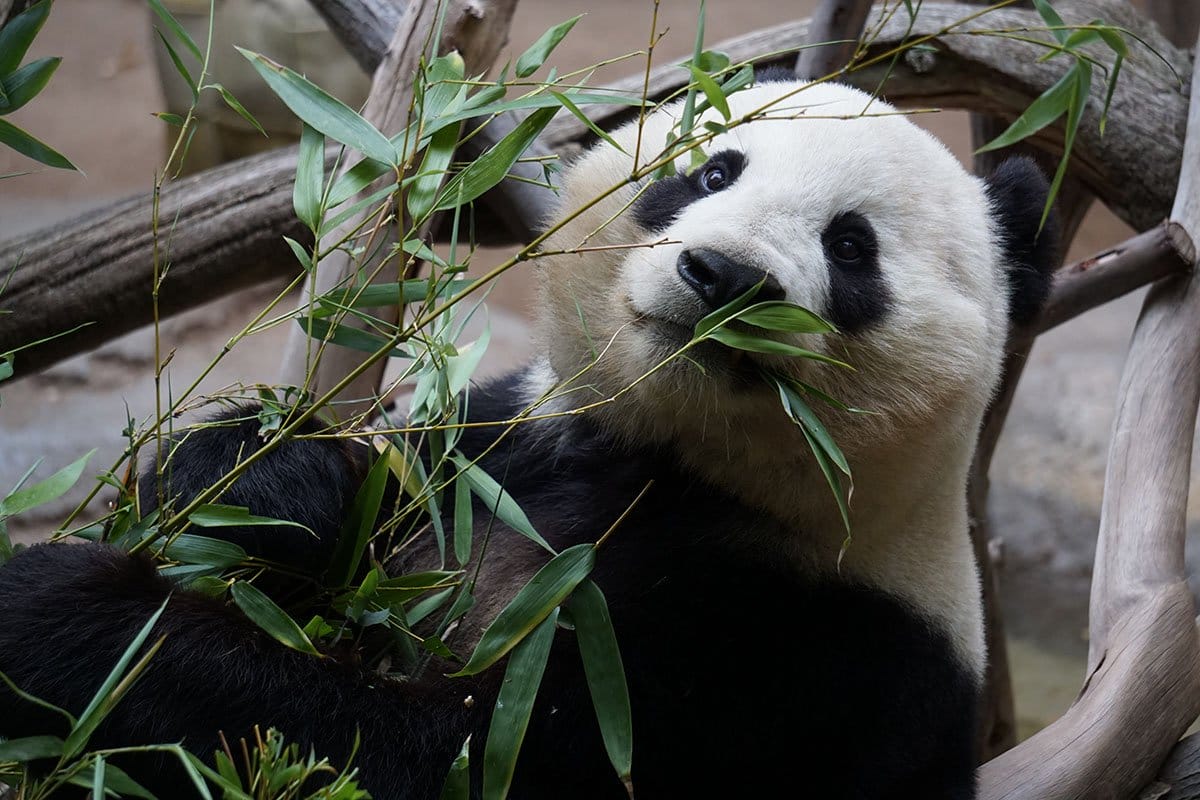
676,248,784,310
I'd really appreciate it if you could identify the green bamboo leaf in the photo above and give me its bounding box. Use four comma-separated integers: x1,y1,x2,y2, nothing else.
975,66,1075,154
777,381,850,475
439,737,472,800
283,236,313,271
188,504,315,535
1096,26,1129,57
325,446,391,588
684,50,731,73
408,122,460,223
450,454,553,553
0,0,51,76
1100,54,1123,137
1041,62,1090,230
0,357,12,383
550,91,626,153
446,326,490,397
687,64,730,121
1033,0,1069,44
211,82,266,136
422,52,468,121
437,90,639,130
0,734,63,761
315,279,472,315
327,155,392,208
0,117,76,170
64,599,169,758
231,581,321,656
154,111,186,127
693,283,764,338
0,449,94,517
239,47,397,165
453,473,474,565
145,0,202,61
434,106,558,212
515,15,582,78
481,608,559,800
158,532,250,569
734,302,836,334
72,760,155,800
294,123,325,232
319,179,398,238
720,64,754,94
155,29,197,101
0,56,59,113
299,316,409,359
705,328,852,367
1058,21,1103,53
566,580,632,780
452,544,594,677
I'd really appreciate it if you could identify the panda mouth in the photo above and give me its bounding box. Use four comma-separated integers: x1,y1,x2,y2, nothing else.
633,313,761,382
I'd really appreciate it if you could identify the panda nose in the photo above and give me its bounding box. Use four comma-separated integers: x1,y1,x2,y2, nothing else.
676,248,785,309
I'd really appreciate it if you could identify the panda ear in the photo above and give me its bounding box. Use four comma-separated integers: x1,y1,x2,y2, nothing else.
983,156,1060,326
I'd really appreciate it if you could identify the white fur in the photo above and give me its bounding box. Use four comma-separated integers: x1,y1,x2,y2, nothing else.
527,81,1015,678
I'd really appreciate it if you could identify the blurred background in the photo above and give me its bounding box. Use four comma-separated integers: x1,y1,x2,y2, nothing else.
0,0,1186,741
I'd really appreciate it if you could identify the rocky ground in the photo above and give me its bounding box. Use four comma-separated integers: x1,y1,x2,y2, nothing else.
0,0,1184,739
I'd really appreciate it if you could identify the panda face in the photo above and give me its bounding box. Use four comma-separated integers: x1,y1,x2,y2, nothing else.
534,80,1044,466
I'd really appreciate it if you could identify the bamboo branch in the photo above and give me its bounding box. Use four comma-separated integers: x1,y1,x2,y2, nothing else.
977,23,1200,800
277,0,520,418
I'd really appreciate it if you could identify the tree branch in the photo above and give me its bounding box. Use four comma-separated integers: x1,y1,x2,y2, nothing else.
795,0,875,77
977,22,1200,800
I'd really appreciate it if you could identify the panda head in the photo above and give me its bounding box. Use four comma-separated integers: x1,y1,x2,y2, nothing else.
532,77,1056,473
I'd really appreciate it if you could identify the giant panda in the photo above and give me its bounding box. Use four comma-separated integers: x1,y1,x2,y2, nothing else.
0,76,1056,799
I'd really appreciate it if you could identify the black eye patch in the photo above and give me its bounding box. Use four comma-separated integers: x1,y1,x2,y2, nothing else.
632,150,746,232
821,211,890,334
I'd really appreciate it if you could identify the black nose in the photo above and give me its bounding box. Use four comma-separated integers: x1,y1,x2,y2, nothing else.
676,248,785,309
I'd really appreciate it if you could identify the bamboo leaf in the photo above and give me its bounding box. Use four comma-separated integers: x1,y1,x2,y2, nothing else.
157,531,250,569
294,123,325,232
1041,62,1090,230
452,544,594,677
155,29,197,101
145,0,202,61
0,117,76,170
0,734,63,761
239,48,397,165
325,446,391,588
72,760,156,800
0,56,59,113
434,106,558,212
705,328,852,367
189,504,315,535
315,279,472,315
481,608,559,800
439,737,472,800
64,600,169,758
550,91,626,153
299,316,409,359
450,455,552,553
687,64,730,121
0,0,51,76
515,16,582,78
1033,0,1069,44
408,122,460,223
975,66,1075,154
212,82,266,136
231,581,321,656
734,302,835,334
566,580,632,779
453,463,474,565
777,380,850,475
0,449,94,518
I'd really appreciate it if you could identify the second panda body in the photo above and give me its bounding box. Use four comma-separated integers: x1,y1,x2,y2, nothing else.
0,77,1057,799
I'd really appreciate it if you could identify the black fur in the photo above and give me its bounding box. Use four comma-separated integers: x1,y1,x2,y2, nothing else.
138,408,365,573
822,211,891,334
754,64,798,83
983,157,1060,325
632,149,746,232
0,374,978,800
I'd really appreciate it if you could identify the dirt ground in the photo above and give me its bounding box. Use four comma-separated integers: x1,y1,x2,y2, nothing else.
0,0,1181,739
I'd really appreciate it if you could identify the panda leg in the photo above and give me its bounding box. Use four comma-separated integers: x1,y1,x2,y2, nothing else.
0,543,477,798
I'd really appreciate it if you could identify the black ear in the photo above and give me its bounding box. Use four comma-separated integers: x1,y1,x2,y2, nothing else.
983,157,1060,325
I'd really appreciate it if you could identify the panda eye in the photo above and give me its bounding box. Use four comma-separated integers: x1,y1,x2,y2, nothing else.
699,164,728,193
830,235,864,265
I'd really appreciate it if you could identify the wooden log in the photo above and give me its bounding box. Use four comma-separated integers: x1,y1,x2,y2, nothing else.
977,23,1200,800
794,0,875,77
1143,733,1200,799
